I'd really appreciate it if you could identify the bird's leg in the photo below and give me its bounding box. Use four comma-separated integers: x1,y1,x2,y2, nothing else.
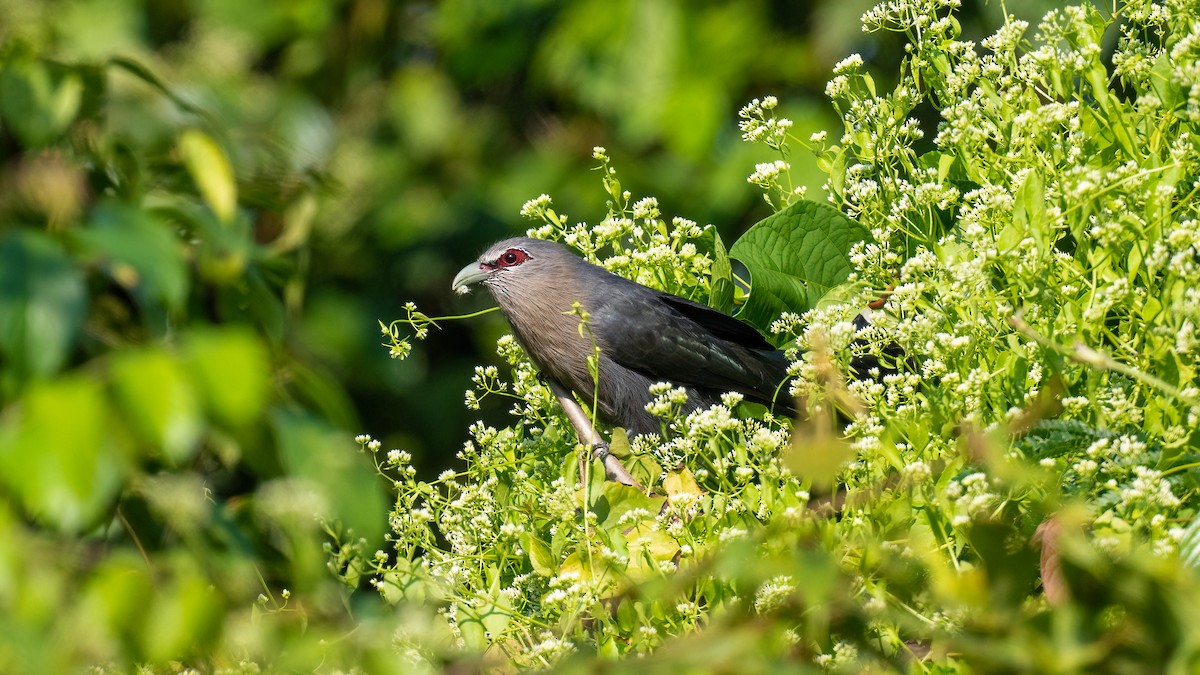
545,379,642,489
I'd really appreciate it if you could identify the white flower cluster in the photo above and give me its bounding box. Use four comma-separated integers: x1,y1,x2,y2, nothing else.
747,160,790,189
814,640,860,670
738,96,792,148
753,575,795,613
519,154,719,305
944,472,999,527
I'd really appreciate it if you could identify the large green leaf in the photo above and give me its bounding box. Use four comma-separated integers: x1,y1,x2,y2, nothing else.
729,200,871,333
0,377,126,531
111,349,203,466
183,328,269,430
0,231,86,394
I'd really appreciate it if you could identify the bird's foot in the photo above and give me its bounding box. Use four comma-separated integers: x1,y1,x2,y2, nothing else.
590,443,642,490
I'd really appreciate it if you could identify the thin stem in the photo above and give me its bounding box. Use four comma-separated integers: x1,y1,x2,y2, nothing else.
1008,313,1198,408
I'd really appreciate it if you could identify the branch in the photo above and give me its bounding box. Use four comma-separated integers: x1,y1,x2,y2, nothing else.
545,378,642,489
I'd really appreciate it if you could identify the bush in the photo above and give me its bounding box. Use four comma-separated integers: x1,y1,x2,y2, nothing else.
376,1,1200,671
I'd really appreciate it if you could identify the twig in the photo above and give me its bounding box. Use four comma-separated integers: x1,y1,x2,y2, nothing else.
545,379,643,490
1007,313,1198,408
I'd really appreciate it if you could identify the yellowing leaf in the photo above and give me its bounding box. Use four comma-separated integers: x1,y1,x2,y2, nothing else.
559,550,616,588
663,467,703,499
559,551,584,579
626,525,679,563
179,129,237,223
623,524,680,584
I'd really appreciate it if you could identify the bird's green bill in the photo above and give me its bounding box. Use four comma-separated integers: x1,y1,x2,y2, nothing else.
452,263,491,294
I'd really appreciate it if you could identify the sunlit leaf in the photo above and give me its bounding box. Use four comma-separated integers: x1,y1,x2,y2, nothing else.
111,349,203,465
0,377,125,531
178,129,238,223
455,574,512,650
729,200,871,333
662,467,702,500
595,481,665,530
624,523,679,579
184,329,269,429
523,534,556,576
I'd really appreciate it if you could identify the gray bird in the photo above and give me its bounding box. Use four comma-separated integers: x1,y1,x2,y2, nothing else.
452,237,795,485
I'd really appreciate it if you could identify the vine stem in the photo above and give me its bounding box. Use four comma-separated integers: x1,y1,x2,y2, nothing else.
1007,313,1198,408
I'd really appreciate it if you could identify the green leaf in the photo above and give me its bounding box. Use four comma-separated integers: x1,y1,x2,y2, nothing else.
595,481,666,530
522,534,556,576
729,199,871,333
0,57,83,147
1000,168,1045,253
75,202,188,315
111,349,203,465
0,377,126,531
1086,62,1137,159
709,230,734,313
0,231,86,391
184,329,269,429
179,129,238,223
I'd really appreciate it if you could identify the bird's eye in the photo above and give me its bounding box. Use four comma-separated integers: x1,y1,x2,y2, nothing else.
497,249,529,267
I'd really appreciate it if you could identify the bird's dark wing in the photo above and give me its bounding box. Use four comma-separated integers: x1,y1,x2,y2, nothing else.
588,281,787,403
656,294,776,351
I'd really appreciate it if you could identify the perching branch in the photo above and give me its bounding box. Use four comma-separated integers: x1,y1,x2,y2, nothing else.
545,378,642,490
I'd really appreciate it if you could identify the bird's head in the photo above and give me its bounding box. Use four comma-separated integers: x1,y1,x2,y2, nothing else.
452,237,564,296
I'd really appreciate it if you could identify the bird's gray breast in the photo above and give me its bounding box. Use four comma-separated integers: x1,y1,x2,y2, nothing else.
486,273,598,399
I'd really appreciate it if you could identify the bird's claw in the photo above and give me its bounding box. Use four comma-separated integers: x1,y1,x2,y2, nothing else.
590,442,641,489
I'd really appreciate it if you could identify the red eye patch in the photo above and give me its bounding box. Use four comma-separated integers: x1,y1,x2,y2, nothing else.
495,248,529,267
